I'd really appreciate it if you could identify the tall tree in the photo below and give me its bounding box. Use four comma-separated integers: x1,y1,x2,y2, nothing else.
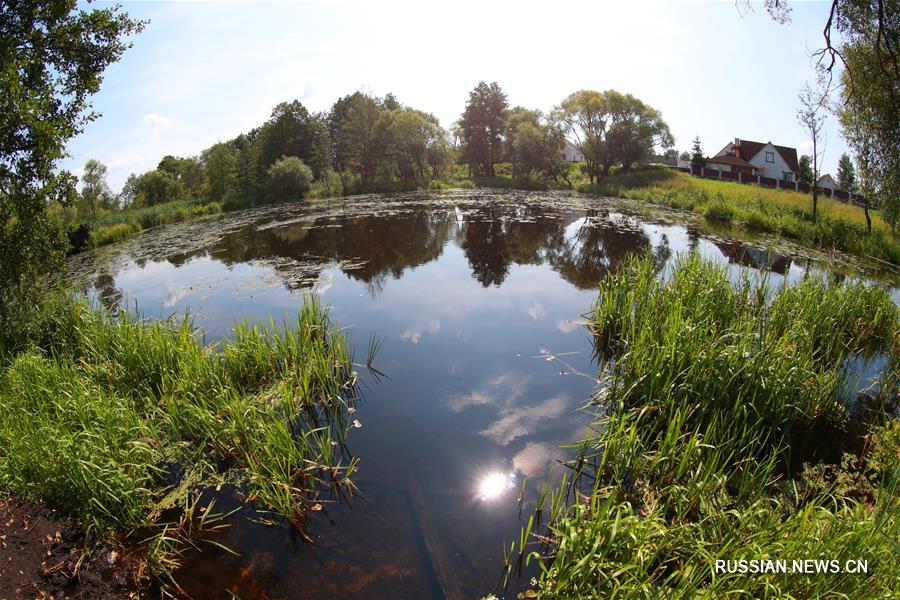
505,107,569,183
558,90,609,184
603,91,674,172
690,136,706,172
342,93,391,186
559,90,672,183
457,82,508,177
757,0,898,226
797,83,827,220
80,159,113,220
257,101,316,173
836,152,856,192
0,0,143,349
202,143,237,202
838,24,899,226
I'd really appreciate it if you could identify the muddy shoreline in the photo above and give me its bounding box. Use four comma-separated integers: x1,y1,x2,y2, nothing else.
0,497,143,599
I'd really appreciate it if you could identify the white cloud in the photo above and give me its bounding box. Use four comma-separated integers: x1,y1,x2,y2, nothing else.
480,395,570,446
526,302,546,321
143,113,175,138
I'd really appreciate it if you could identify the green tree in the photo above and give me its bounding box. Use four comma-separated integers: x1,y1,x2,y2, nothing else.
797,154,814,186
79,159,113,220
690,136,706,171
342,93,391,186
678,150,691,161
135,170,183,206
558,90,610,184
118,173,142,208
257,101,316,172
559,90,671,183
386,108,447,182
604,91,674,172
0,0,143,350
157,155,203,198
458,82,508,177
758,0,898,226
797,82,827,221
201,143,237,201
836,153,856,192
267,156,313,200
838,29,898,226
505,107,568,182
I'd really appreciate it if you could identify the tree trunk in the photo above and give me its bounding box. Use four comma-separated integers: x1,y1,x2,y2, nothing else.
812,187,818,221
864,197,872,234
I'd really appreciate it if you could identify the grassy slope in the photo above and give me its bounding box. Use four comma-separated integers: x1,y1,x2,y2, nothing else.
0,295,361,581
513,255,899,598
583,167,899,267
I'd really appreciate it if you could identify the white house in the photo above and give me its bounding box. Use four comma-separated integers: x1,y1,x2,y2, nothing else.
562,142,584,162
817,174,839,190
705,138,799,182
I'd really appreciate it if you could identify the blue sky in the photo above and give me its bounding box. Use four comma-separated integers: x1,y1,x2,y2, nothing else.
62,0,850,191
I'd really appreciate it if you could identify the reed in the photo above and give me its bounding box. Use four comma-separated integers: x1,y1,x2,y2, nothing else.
512,254,899,598
0,292,363,581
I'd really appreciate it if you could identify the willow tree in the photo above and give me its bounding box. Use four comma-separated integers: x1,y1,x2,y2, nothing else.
559,90,673,183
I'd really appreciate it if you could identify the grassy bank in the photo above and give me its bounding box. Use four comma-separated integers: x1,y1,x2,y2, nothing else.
0,294,362,583
511,255,899,598
581,167,900,267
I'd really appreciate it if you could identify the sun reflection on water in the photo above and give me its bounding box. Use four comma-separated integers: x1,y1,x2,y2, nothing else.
477,470,516,501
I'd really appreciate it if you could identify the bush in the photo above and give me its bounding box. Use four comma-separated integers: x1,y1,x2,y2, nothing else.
267,156,313,201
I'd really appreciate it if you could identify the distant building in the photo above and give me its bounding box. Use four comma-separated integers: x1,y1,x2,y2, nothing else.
562,142,584,162
817,174,839,190
705,138,799,182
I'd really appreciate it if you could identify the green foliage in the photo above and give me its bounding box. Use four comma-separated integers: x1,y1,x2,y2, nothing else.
134,169,184,207
836,152,857,193
0,294,361,563
79,158,115,220
458,81,509,177
504,107,568,183
201,142,237,201
89,222,142,247
559,90,673,183
798,154,814,186
835,2,899,226
0,0,143,354
267,156,313,200
690,135,706,170
517,255,899,598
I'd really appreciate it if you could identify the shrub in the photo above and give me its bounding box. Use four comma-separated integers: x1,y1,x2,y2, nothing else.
267,156,313,201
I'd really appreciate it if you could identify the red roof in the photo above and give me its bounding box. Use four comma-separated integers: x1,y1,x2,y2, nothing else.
731,139,799,173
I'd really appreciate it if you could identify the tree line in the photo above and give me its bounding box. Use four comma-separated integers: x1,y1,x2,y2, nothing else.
76,82,674,214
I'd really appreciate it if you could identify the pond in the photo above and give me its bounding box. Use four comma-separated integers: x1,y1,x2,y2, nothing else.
66,189,898,599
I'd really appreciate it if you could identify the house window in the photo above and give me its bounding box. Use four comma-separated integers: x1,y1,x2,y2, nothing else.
783,172,794,182
765,151,775,163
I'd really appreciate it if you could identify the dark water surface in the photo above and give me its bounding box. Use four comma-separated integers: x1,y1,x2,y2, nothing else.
66,190,898,599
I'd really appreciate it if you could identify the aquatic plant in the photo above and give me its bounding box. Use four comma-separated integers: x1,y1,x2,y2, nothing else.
509,254,899,598
0,293,362,581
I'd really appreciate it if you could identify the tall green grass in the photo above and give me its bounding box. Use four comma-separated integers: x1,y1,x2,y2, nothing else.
0,294,362,580
511,254,899,598
580,168,900,267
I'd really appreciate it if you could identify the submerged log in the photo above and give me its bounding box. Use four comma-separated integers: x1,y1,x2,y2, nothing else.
406,474,467,600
